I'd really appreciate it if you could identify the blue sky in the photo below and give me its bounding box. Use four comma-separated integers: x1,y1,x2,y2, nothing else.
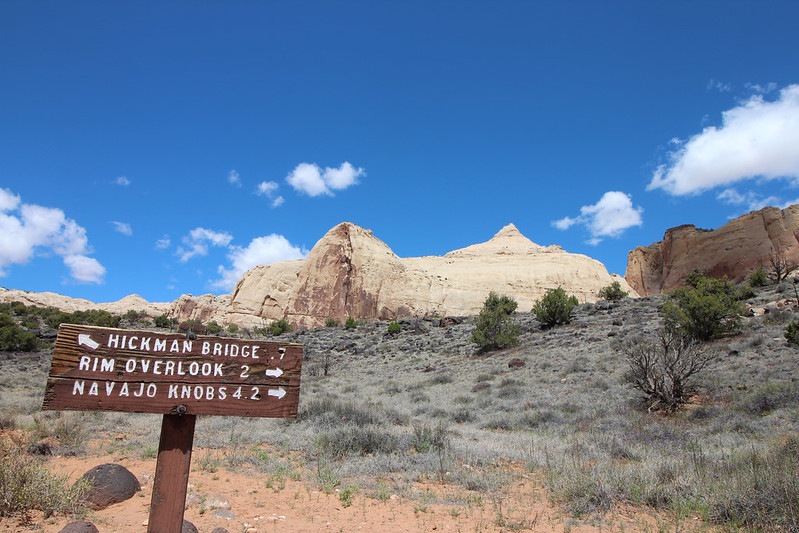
2,1,798,304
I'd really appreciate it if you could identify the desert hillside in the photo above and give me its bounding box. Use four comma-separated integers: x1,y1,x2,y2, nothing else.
1,279,797,532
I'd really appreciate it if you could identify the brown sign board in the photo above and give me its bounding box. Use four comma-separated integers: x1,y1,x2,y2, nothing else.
42,323,302,418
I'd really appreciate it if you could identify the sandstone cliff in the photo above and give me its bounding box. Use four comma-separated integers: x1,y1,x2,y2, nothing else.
625,204,799,296
1,222,637,328
230,222,636,328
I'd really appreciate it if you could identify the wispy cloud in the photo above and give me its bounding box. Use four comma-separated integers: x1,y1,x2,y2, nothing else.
256,180,284,208
228,169,242,188
0,187,105,283
177,227,233,262
115,176,130,186
111,221,132,236
552,191,643,245
648,84,799,196
155,235,171,250
213,234,307,291
286,161,364,197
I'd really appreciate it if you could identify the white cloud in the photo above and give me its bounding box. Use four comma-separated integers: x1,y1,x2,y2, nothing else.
228,170,242,188
111,221,133,236
286,161,365,197
0,187,104,283
552,191,643,245
257,181,279,196
115,176,130,186
177,227,233,262
717,187,797,212
648,84,799,196
213,234,306,291
155,235,171,249
63,255,106,284
256,180,284,209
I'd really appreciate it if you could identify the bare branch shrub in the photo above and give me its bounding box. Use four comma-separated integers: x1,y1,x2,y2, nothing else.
768,250,798,284
621,329,716,411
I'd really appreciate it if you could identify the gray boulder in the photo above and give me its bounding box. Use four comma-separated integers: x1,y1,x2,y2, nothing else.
76,463,141,510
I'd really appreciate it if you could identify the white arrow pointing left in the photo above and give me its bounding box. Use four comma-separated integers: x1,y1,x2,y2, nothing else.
78,334,99,350
267,388,287,400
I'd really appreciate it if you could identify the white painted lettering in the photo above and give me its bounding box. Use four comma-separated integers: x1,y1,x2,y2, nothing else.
214,362,223,376
201,362,211,376
133,383,145,397
72,380,85,395
154,338,166,352
119,383,129,396
189,362,199,376
169,340,180,353
141,359,151,373
201,341,210,355
168,384,178,398
91,358,98,371
176,361,186,375
89,382,99,396
100,358,114,372
153,360,163,375
193,386,203,400
251,346,260,359
140,337,152,351
219,386,227,400
125,359,136,373
128,336,139,350
79,356,91,371
229,344,239,357
206,386,214,400
107,334,120,349
164,360,175,375
182,340,192,353
105,382,115,395
181,385,191,399
146,384,157,398
213,343,222,356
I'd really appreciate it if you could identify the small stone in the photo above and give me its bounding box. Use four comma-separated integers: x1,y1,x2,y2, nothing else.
205,492,231,510
184,492,203,508
58,521,99,533
212,509,235,520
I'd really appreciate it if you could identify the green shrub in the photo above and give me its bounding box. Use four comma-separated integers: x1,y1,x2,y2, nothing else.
0,443,88,519
344,317,357,330
470,292,520,353
268,319,292,336
748,267,768,287
532,287,579,328
325,318,340,327
597,280,628,301
154,314,172,328
227,324,239,334
387,321,401,335
0,314,39,351
206,321,223,335
661,274,745,342
785,320,799,344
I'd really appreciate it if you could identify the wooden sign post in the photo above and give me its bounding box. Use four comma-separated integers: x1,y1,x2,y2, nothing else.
43,323,303,533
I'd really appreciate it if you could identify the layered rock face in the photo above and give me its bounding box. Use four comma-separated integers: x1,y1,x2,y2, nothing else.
230,222,636,328
625,205,799,296
0,222,636,328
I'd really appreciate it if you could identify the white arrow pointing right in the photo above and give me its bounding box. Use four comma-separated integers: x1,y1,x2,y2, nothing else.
268,388,287,400
265,368,283,378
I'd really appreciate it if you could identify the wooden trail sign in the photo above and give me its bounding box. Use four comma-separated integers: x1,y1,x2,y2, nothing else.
43,323,302,417
42,323,304,533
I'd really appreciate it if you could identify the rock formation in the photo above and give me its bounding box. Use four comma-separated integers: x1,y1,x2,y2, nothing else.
625,204,799,296
1,222,636,328
230,222,635,328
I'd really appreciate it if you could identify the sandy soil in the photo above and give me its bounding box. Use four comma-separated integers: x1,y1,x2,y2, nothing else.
1,443,674,533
